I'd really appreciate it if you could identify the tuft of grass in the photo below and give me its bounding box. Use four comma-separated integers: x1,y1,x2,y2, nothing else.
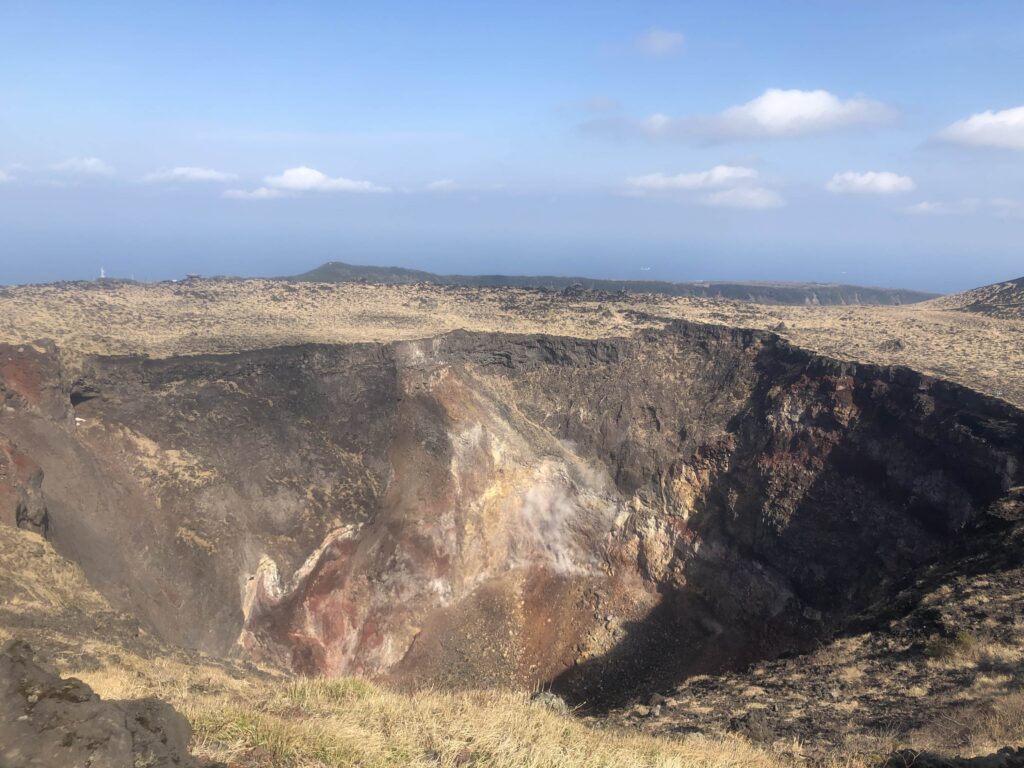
924,630,976,660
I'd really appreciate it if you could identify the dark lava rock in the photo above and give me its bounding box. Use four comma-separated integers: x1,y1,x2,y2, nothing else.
0,639,221,768
560,283,589,299
729,708,774,742
881,748,1024,767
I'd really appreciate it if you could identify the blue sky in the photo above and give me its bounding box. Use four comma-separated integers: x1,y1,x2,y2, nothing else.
1,1,1022,291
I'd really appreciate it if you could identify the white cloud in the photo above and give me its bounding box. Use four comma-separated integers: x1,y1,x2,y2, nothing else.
626,165,758,192
587,88,893,142
225,166,389,199
825,170,915,195
265,166,388,193
906,198,1024,218
703,186,785,210
938,106,1024,150
145,166,237,183
625,164,782,209
711,89,891,138
53,157,115,176
0,170,12,184
637,29,684,57
223,187,286,200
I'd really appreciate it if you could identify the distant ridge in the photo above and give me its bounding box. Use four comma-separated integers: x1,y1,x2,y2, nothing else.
923,275,1024,319
289,261,938,306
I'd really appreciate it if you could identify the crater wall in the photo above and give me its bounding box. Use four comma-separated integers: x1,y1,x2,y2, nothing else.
0,323,1020,700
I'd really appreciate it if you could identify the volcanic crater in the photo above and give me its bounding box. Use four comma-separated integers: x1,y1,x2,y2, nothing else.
1,320,1021,710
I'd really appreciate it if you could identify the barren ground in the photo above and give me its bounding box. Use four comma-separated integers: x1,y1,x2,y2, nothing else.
1,279,1021,407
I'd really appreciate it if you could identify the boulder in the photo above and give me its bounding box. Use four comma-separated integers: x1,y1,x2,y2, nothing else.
0,640,221,768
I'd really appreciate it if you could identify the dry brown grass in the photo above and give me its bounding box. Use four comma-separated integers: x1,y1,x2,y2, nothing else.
1,279,1022,408
906,693,1024,758
79,662,787,768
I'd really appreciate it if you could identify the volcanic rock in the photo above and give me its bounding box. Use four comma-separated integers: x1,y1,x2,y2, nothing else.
0,640,219,768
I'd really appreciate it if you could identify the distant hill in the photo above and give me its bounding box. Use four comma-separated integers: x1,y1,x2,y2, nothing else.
289,261,938,306
923,276,1024,319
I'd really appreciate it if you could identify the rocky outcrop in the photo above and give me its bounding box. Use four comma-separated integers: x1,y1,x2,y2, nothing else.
0,344,65,538
0,438,48,536
0,322,1021,701
0,640,219,768
0,341,71,421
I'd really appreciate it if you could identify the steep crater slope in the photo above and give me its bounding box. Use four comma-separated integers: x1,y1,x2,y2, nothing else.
0,323,1021,705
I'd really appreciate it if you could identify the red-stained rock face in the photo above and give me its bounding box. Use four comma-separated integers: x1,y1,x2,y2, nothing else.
0,438,48,535
0,323,1021,703
0,344,64,537
0,342,69,421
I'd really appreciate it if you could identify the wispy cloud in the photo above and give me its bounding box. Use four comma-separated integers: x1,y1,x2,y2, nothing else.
906,201,952,216
625,164,783,209
906,198,1024,218
144,166,237,183
636,28,684,57
426,178,459,192
224,166,389,200
703,186,785,210
0,170,13,184
626,165,758,192
585,88,893,143
223,187,287,200
938,105,1024,150
52,157,115,176
825,171,915,195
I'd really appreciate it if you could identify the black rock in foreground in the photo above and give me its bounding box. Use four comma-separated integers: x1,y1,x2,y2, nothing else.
882,748,1024,768
0,640,221,768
